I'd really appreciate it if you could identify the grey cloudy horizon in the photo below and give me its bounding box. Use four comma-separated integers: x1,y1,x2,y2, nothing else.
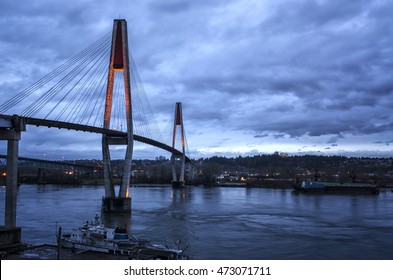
1,0,392,160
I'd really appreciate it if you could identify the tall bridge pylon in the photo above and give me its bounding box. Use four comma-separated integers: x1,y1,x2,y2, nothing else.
101,19,133,212
171,102,186,188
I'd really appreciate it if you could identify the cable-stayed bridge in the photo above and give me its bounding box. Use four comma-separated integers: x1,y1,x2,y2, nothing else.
0,19,191,228
0,115,188,158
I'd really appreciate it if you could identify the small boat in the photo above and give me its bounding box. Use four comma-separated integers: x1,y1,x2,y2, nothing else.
293,180,379,194
57,217,188,260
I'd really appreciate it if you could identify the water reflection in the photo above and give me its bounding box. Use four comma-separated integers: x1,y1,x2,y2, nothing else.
171,188,188,204
2,184,393,259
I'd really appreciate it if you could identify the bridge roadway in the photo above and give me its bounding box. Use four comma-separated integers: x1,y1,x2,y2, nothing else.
0,154,94,172
0,114,190,162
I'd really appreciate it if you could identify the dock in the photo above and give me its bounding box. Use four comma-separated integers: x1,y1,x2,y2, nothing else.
1,243,134,260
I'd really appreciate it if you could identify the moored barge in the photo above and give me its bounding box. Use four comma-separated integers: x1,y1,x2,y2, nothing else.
294,180,379,194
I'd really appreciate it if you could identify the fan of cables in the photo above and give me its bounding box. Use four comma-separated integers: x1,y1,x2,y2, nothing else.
0,31,164,143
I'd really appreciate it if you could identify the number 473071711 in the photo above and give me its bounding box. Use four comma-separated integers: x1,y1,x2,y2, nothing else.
216,267,271,276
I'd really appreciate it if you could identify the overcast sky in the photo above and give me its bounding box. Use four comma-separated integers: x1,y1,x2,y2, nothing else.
1,0,393,160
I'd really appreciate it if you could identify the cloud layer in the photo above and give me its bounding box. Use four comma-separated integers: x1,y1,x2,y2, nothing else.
1,0,393,159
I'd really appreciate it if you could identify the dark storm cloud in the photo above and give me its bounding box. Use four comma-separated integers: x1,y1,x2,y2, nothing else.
373,140,393,146
1,0,393,158
254,134,269,139
261,0,369,32
132,0,391,144
148,0,393,140
264,3,390,137
327,135,343,144
148,0,192,13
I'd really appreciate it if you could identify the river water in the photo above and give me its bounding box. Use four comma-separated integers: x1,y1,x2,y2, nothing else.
1,184,393,260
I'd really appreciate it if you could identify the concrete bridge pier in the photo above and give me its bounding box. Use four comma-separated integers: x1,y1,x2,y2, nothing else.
5,134,19,228
101,197,131,213
0,115,25,228
0,115,25,252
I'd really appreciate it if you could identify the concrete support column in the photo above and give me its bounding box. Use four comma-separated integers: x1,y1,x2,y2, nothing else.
5,133,20,228
180,155,185,182
119,135,133,198
102,136,115,198
171,155,178,182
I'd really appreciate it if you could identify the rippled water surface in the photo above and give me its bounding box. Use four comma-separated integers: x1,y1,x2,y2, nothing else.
1,184,393,259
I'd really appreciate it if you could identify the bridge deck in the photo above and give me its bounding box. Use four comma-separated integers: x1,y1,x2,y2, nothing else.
0,114,190,161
